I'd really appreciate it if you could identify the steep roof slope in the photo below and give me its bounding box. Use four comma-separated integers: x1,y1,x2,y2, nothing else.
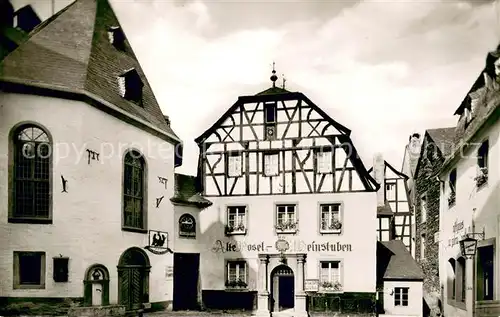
377,240,424,281
427,127,456,158
0,0,179,143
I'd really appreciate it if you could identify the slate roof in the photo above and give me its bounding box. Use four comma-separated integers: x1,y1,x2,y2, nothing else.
427,127,456,157
256,86,290,96
377,240,424,281
170,173,213,208
0,0,180,144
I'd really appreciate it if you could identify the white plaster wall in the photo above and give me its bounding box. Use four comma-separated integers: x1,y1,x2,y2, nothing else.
383,281,423,317
0,93,176,305
173,204,201,253
439,117,500,317
198,192,377,293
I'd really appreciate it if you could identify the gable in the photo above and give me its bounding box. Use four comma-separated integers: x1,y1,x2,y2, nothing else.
195,89,378,195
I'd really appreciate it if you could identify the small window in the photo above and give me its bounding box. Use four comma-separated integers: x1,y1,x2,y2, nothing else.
118,69,143,104
476,140,489,187
448,169,456,207
394,287,409,306
107,26,125,49
264,103,277,123
320,204,342,233
53,257,69,282
420,234,426,260
276,204,297,233
226,206,247,235
320,261,342,291
227,152,242,178
179,214,196,238
420,195,427,223
226,261,248,288
263,152,280,177
14,251,45,289
316,148,333,174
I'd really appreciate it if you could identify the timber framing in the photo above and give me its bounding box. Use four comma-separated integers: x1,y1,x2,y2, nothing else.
368,161,414,253
196,91,379,197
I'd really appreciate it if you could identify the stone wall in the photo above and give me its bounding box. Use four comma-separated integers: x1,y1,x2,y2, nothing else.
414,134,443,298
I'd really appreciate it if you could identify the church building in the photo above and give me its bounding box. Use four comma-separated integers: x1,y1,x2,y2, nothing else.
0,0,181,314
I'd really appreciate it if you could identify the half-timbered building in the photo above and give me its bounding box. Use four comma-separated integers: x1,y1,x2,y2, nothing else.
192,69,380,316
0,0,181,315
369,156,415,257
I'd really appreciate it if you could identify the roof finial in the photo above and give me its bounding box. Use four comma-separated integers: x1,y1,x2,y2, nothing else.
270,61,278,88
282,74,286,89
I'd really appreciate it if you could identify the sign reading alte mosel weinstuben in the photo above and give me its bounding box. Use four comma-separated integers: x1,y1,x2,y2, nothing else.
211,239,353,253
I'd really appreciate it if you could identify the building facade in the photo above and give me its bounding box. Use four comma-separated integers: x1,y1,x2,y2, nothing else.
193,73,380,316
0,0,181,314
412,128,454,316
369,156,414,256
439,44,500,317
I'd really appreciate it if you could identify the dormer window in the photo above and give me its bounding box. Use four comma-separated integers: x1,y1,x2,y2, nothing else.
118,68,143,104
108,26,125,49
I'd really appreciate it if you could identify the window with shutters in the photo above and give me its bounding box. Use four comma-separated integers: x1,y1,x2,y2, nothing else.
263,152,280,177
226,261,248,288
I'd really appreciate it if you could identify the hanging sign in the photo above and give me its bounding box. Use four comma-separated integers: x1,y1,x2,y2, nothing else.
144,230,173,255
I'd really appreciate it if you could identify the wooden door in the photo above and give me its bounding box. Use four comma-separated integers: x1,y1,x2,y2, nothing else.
173,253,200,310
120,268,144,311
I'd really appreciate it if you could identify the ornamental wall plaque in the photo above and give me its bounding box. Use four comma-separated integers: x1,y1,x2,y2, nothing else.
275,238,290,253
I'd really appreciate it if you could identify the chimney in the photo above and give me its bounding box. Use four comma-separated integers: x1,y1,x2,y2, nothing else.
373,153,385,207
163,115,171,127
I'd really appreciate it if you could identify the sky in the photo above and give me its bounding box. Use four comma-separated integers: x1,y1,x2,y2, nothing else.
11,0,500,176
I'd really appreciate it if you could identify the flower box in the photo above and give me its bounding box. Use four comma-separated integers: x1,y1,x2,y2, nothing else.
320,281,342,292
474,167,488,187
225,223,246,235
321,220,342,233
225,279,247,289
275,220,298,233
448,191,456,207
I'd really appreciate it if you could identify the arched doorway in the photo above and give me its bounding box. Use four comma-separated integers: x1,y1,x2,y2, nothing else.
84,264,110,307
117,247,151,311
270,265,294,312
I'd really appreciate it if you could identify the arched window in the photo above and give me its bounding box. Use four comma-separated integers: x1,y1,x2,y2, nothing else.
179,213,196,238
457,257,466,302
447,258,456,300
9,124,52,223
123,150,146,231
